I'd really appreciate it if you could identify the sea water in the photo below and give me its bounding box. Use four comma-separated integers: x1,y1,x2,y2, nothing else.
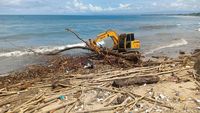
0,15,200,74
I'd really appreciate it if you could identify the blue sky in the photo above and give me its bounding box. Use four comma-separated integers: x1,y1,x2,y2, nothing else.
0,0,200,15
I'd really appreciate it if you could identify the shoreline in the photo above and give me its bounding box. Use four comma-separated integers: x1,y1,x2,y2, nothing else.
0,49,195,83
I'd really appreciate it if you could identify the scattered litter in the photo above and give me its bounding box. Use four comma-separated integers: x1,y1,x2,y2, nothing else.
97,98,104,102
0,49,199,113
83,59,94,69
196,99,200,103
58,95,65,100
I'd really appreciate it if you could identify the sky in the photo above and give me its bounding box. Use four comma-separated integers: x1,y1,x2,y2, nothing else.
0,0,200,15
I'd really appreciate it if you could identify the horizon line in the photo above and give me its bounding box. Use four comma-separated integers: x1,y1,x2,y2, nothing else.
0,13,186,16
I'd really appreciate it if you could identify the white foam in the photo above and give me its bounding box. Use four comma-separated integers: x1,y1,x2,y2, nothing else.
96,40,105,46
196,28,200,31
145,39,188,55
0,51,31,57
0,43,86,57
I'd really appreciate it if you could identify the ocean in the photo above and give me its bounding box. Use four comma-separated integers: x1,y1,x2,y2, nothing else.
0,15,200,74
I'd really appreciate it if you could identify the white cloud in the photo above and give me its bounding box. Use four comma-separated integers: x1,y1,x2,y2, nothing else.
66,0,131,12
169,0,200,10
88,4,103,12
73,0,88,10
0,0,23,6
152,2,157,6
119,3,131,9
0,0,200,15
170,2,185,7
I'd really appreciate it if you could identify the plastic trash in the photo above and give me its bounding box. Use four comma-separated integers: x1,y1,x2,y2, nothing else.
83,59,94,69
58,95,65,100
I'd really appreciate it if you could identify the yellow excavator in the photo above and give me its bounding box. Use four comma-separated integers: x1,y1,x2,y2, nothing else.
89,30,140,53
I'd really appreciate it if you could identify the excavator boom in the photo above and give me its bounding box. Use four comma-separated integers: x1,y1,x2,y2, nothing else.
93,30,119,49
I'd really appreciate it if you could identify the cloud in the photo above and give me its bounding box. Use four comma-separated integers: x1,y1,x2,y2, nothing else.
88,4,103,12
66,0,131,12
152,2,157,6
119,3,131,9
0,0,200,15
171,0,189,8
170,2,186,7
168,0,200,10
0,0,23,6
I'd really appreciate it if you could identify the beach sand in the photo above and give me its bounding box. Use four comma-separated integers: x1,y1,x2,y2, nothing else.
0,49,199,113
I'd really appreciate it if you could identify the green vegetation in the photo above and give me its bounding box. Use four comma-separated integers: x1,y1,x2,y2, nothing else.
179,13,200,16
188,13,200,16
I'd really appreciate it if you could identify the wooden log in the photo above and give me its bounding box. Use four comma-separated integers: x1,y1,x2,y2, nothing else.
45,46,91,55
26,99,57,113
192,49,200,57
75,104,125,113
194,56,200,75
44,46,141,64
98,67,191,82
112,75,160,87
11,92,44,112
40,99,77,113
0,90,28,97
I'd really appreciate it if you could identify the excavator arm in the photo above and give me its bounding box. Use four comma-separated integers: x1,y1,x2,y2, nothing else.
92,30,119,49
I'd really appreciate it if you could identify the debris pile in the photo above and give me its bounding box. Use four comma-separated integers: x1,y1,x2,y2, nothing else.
194,57,200,74
0,51,142,88
0,50,199,113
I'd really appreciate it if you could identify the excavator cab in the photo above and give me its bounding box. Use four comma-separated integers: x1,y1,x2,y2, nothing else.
118,33,140,52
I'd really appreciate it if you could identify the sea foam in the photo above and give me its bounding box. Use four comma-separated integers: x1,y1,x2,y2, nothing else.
145,39,188,55
196,28,200,31
0,43,86,57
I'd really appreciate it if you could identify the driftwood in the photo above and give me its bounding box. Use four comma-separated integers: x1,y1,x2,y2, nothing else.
112,75,160,87
40,99,77,113
76,104,126,113
45,46,91,55
194,56,200,75
27,99,57,113
0,90,28,97
89,86,174,109
45,46,141,64
0,35,195,113
192,49,200,57
125,91,150,112
64,102,76,113
97,67,191,82
11,91,45,112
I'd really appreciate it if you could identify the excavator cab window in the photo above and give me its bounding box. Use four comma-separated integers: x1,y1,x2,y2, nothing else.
119,34,126,49
126,33,134,48
127,33,135,41
127,34,131,41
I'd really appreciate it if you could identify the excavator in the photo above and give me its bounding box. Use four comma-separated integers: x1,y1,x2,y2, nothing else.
88,30,140,53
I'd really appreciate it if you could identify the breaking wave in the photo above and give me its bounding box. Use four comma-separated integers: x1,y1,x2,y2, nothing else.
196,28,200,31
0,43,86,57
145,39,188,55
0,39,188,57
